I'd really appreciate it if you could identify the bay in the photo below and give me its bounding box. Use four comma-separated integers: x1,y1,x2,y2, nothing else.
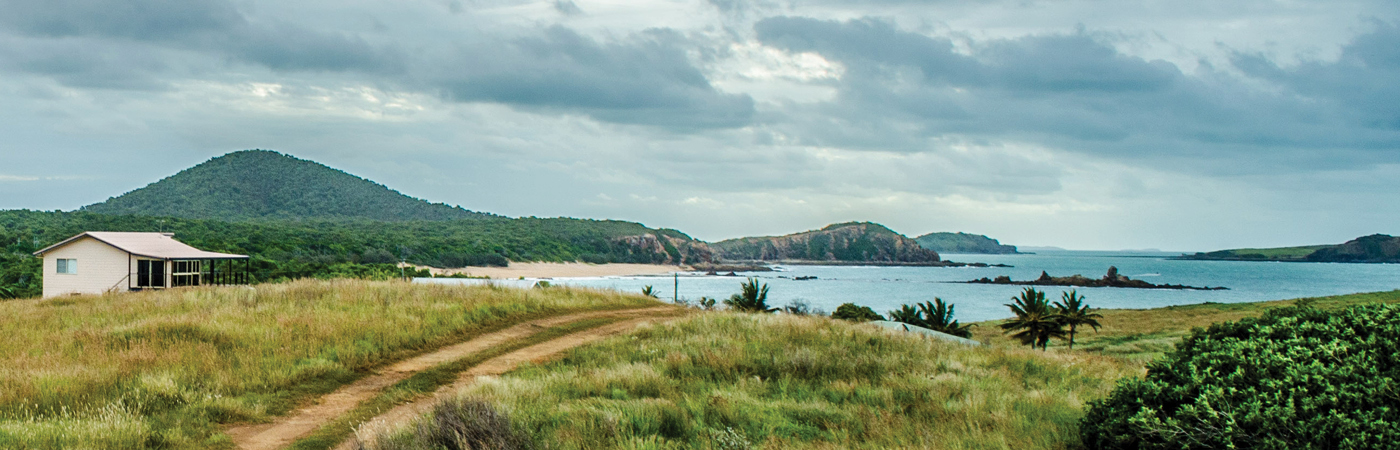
419,250,1400,322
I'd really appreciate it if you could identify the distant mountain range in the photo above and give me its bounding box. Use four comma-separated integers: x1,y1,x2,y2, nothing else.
53,150,950,266
913,232,1020,254
1177,234,1400,263
82,150,493,221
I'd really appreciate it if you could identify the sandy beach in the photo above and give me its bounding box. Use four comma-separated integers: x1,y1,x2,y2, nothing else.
401,262,689,279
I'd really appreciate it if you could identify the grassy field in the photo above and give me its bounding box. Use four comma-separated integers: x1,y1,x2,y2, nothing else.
970,289,1400,362
0,280,659,449
363,313,1140,449
362,289,1400,450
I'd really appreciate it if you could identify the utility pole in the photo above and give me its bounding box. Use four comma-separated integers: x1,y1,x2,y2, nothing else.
673,272,679,303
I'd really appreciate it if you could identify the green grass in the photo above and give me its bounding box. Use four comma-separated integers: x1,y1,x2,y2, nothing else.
1191,244,1331,260
970,289,1400,362
362,313,1139,449
289,316,631,450
0,279,659,449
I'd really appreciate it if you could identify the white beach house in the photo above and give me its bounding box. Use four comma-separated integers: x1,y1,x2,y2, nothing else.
32,232,250,298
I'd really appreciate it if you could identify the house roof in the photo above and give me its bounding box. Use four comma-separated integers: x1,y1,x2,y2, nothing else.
33,232,249,260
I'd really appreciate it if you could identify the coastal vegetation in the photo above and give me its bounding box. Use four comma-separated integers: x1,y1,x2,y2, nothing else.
1053,291,1102,350
971,289,1400,362
1081,303,1400,449
887,298,973,338
914,231,1020,254
721,278,776,313
830,303,883,322
360,312,1135,449
1000,288,1066,350
0,279,658,448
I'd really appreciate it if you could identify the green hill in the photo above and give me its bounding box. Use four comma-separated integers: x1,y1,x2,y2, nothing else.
81,150,492,221
914,232,1020,254
713,222,940,263
1177,234,1400,263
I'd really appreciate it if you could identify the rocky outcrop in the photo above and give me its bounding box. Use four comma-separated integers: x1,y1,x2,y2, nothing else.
612,234,715,266
965,266,1227,290
712,222,941,264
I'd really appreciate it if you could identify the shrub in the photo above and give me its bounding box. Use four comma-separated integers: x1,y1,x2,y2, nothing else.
1080,303,1400,449
831,303,883,322
358,398,533,450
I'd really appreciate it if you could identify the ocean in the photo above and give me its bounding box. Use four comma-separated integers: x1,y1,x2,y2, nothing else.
418,250,1400,322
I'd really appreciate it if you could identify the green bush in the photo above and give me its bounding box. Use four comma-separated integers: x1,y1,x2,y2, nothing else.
1080,303,1400,449
830,303,883,322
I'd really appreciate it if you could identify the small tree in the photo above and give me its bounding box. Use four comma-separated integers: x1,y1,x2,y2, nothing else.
1000,287,1064,350
782,299,814,316
1052,290,1101,350
723,277,776,313
640,285,659,298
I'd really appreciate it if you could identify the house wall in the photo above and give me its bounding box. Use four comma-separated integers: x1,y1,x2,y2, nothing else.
42,237,132,298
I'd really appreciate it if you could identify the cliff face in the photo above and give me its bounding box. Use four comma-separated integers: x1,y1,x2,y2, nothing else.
712,222,940,263
613,234,716,265
1305,234,1400,263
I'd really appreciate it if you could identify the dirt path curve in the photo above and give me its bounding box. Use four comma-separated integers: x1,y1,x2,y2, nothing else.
226,306,679,450
339,313,684,450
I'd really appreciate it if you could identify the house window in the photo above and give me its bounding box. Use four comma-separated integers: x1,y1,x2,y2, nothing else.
56,258,78,274
172,260,201,287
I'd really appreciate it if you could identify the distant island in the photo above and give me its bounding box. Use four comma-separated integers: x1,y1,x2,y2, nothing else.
713,222,943,265
964,266,1227,290
914,232,1021,254
1176,234,1400,263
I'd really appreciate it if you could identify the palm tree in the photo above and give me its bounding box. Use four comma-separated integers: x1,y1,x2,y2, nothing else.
1052,290,1102,350
723,278,776,313
918,298,973,338
888,304,922,325
1000,287,1064,350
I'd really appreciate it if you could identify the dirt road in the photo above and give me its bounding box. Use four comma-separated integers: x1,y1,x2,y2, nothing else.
226,306,681,450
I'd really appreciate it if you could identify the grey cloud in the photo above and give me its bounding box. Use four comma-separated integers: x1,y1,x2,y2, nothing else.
754,16,1400,171
0,37,174,89
0,0,402,83
0,0,243,40
1234,21,1400,132
228,22,401,73
433,26,754,129
553,0,583,16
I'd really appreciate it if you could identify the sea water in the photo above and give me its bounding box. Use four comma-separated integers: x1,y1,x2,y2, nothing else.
417,250,1400,322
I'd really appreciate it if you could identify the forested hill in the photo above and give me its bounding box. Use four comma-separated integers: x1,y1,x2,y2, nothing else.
81,150,492,221
713,222,940,263
1176,234,1400,263
914,232,1020,254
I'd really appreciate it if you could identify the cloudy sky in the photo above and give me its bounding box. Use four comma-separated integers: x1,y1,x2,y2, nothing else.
0,0,1396,250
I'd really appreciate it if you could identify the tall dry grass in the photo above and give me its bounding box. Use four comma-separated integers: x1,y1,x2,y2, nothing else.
0,279,657,449
364,313,1139,449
